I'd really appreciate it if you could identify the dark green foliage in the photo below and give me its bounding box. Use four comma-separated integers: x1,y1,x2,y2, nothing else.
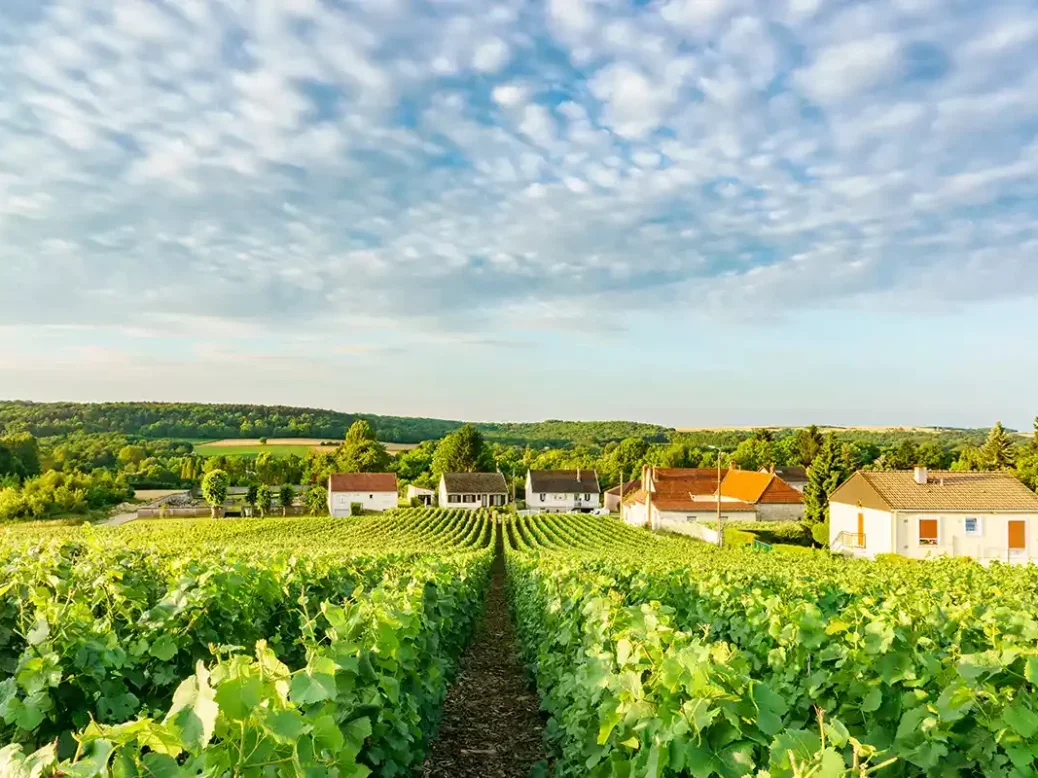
981,421,1017,470
337,422,391,473
431,425,492,474
803,434,843,524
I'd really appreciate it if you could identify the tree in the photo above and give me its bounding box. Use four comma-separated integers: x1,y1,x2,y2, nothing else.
306,484,328,516
803,434,843,525
432,424,491,474
256,485,272,517
916,440,951,470
245,484,258,517
0,433,40,479
278,485,295,516
981,421,1016,470
793,426,823,467
259,437,268,446
951,445,984,472
337,421,391,473
117,445,147,468
730,437,775,471
201,470,229,518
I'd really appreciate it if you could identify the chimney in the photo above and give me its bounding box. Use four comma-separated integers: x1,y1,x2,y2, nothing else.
770,463,776,475
914,466,928,485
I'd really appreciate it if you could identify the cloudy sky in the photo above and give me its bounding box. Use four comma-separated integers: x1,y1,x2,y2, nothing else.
2,0,1037,428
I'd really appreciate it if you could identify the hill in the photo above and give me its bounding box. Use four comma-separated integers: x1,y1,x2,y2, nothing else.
0,401,671,447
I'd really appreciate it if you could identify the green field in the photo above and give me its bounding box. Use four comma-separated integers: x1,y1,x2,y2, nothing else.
191,442,333,457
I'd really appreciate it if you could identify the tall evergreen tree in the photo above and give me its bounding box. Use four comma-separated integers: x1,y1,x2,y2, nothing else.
981,421,1016,470
803,434,843,524
794,425,824,467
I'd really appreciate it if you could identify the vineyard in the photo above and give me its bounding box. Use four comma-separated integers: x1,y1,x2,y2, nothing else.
0,511,1035,777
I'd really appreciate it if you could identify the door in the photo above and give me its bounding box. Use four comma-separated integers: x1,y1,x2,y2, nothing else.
1008,520,1026,560
856,512,865,547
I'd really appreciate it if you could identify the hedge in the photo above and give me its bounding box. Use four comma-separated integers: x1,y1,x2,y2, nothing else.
717,520,815,547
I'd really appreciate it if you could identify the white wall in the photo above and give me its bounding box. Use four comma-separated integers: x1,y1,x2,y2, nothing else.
894,512,1038,562
524,478,600,512
329,490,397,517
624,501,648,527
758,503,805,522
829,502,893,558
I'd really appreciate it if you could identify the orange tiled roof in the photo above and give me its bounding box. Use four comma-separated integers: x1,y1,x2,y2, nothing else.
721,470,803,505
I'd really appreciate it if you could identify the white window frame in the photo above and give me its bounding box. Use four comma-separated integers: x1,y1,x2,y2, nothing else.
540,493,545,502
448,494,460,504
918,516,939,546
963,516,982,536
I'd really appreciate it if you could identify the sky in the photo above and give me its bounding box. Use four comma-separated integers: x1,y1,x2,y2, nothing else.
1,0,1038,429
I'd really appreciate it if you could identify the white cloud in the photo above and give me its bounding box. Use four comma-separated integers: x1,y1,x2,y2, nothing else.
590,61,675,138
794,34,901,103
492,83,527,107
473,38,510,73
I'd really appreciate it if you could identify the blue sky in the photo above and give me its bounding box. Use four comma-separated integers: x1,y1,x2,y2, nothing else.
2,0,1038,429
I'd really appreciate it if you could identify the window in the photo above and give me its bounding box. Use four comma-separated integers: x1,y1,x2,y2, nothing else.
369,494,373,499
465,494,475,502
540,493,545,502
964,516,982,536
448,495,460,504
584,493,590,501
919,518,938,546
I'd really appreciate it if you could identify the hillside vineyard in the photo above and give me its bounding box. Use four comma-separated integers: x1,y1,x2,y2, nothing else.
0,511,1036,776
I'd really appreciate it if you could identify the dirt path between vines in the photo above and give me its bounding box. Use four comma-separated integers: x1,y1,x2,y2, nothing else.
419,532,548,778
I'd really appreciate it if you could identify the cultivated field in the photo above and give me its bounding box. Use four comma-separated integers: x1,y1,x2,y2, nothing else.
1,510,1034,776
192,438,419,456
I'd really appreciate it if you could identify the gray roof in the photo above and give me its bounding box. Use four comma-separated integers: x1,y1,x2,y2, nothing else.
441,472,508,494
528,470,601,494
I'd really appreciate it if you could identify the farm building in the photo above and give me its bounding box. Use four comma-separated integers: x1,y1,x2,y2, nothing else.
623,466,803,530
328,473,398,517
406,484,436,506
829,467,1038,563
524,469,601,513
439,472,509,509
604,480,639,512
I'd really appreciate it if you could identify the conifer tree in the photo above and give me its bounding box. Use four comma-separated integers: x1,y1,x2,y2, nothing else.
803,434,843,525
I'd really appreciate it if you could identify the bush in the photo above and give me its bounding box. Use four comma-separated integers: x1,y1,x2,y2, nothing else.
811,521,829,547
350,502,364,515
720,521,814,547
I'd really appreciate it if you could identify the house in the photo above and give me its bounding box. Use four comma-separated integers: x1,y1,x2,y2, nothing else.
720,469,804,521
439,472,509,509
623,466,804,530
406,484,436,506
604,480,639,513
525,470,601,513
328,473,398,517
623,467,754,529
829,467,1038,563
759,465,809,492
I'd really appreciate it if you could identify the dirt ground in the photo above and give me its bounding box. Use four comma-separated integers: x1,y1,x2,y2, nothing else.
419,538,549,778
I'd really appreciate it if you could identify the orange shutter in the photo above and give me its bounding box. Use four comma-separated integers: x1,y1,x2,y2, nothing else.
919,519,938,544
1009,521,1026,550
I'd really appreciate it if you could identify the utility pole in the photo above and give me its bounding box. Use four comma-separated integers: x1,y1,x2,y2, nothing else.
716,448,723,548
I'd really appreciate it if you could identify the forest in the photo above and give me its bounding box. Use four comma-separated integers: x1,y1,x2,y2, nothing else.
0,401,669,445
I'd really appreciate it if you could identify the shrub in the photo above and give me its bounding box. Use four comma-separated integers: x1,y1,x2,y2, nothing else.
723,527,756,547
350,501,364,515
720,521,814,547
811,521,829,547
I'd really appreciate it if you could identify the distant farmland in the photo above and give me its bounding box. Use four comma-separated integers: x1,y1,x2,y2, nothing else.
192,438,419,457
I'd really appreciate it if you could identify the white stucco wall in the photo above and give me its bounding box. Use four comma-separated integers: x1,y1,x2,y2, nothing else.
524,476,600,512
893,512,1038,562
829,502,894,558
624,501,648,527
329,490,397,517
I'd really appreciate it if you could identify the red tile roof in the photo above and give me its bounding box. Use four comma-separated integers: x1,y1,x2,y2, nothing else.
329,473,398,492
